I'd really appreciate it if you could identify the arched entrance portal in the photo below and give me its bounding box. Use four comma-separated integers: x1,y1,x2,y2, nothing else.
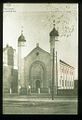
29,61,46,92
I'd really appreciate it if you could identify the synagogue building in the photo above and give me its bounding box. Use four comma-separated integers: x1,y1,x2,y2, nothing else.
3,25,76,96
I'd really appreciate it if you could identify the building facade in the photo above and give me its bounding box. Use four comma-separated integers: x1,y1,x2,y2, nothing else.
3,45,18,94
3,26,76,95
24,44,51,93
59,60,74,89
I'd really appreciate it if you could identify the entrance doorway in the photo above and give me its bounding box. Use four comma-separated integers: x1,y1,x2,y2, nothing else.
36,80,40,91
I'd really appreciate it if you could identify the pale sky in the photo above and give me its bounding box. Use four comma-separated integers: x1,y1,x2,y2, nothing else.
3,3,78,79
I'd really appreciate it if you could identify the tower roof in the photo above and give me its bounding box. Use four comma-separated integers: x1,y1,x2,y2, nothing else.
18,31,26,42
49,26,59,37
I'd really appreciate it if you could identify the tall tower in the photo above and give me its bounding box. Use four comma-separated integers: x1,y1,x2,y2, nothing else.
18,30,26,94
49,22,59,96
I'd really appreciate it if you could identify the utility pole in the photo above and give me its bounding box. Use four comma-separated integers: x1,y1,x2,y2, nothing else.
52,48,55,100
56,51,58,95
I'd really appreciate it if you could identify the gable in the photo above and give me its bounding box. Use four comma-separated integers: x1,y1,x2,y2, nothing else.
24,46,50,60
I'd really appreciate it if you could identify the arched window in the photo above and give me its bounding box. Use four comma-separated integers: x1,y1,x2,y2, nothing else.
31,63,43,81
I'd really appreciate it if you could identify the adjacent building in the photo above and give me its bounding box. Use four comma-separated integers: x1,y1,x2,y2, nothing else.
3,45,18,94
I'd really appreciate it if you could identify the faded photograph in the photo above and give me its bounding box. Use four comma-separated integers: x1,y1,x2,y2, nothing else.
3,3,78,114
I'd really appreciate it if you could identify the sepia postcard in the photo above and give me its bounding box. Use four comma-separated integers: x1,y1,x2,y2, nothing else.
3,3,78,114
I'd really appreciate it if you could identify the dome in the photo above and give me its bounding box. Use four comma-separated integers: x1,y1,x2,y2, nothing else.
18,33,26,42
50,27,59,37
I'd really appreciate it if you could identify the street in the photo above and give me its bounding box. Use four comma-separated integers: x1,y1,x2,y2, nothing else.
3,96,78,114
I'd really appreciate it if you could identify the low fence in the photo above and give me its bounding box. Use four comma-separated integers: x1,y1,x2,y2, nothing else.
31,88,49,93
3,87,78,96
57,88,78,96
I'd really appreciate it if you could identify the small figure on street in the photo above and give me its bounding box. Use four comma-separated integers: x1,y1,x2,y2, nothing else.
10,88,12,94
48,87,51,94
38,88,40,94
28,85,31,95
18,85,21,95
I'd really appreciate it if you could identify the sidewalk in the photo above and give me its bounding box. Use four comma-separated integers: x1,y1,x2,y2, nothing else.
3,93,78,98
3,97,78,103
